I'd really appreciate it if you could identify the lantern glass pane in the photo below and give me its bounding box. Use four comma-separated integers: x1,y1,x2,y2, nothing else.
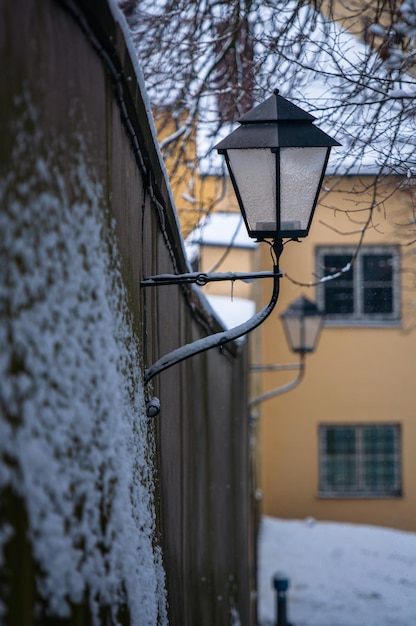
280,147,328,232
303,316,323,351
227,149,276,233
283,315,322,353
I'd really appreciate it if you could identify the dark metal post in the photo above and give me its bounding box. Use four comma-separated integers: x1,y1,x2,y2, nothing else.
272,573,293,626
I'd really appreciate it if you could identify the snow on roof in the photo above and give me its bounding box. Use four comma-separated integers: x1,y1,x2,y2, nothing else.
295,12,416,176
185,211,257,250
197,7,416,178
206,295,256,330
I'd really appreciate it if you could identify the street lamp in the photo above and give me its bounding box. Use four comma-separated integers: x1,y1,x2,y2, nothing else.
250,296,324,407
215,89,340,241
281,296,324,356
141,91,338,393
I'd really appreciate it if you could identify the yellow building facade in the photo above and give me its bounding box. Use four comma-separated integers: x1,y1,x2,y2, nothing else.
182,168,416,532
256,175,416,532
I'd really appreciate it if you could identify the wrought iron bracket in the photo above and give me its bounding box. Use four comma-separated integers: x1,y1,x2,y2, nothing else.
141,269,282,287
141,238,284,386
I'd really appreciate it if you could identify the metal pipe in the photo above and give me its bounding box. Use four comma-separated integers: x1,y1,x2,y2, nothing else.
249,363,301,372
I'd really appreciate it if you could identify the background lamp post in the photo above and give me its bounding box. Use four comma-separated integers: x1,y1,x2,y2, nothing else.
249,296,324,408
141,91,338,394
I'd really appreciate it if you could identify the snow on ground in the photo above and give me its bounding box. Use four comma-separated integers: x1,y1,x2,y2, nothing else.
258,516,416,626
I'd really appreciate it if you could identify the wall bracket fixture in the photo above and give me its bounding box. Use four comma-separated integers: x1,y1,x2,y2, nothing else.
143,241,283,386
141,90,339,398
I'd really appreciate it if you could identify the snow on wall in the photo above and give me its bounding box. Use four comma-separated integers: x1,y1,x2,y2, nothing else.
0,91,167,625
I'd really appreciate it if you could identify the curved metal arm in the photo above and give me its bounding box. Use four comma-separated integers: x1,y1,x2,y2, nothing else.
144,265,281,385
249,356,305,409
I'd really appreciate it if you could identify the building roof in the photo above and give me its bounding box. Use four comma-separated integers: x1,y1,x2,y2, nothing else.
197,7,416,178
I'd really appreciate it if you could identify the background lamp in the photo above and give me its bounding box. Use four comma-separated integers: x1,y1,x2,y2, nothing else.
215,89,341,241
249,296,324,408
281,295,324,355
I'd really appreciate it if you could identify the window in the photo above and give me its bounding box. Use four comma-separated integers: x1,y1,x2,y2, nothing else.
316,246,400,325
319,424,401,497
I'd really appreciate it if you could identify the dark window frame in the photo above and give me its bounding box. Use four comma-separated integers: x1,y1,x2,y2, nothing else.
318,423,402,498
316,245,401,326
